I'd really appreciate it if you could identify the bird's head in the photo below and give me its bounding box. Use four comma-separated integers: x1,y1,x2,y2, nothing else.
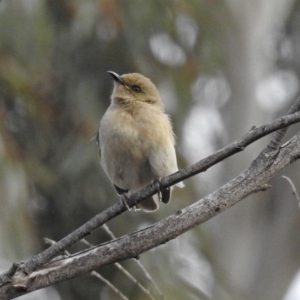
108,71,163,108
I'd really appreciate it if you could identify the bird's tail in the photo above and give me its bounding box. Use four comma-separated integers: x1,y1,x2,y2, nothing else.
136,196,159,212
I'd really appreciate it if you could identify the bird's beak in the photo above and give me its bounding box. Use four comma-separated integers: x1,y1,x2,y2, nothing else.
107,71,124,85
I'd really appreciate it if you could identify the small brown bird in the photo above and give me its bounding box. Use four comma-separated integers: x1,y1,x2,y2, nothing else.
96,71,183,212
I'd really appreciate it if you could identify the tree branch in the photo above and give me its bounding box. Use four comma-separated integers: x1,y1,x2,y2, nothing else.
1,120,300,299
268,96,300,150
2,110,300,281
282,175,300,206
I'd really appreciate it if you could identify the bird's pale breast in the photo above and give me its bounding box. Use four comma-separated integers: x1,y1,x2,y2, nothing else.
99,104,176,191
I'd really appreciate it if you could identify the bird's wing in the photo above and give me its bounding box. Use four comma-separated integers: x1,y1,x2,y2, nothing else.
149,143,178,178
160,188,171,204
148,143,184,193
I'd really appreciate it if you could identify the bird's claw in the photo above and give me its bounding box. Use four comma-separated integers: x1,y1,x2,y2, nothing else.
121,195,137,212
153,178,162,202
121,195,131,211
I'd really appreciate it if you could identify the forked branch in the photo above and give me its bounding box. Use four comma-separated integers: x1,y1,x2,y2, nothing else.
1,98,300,299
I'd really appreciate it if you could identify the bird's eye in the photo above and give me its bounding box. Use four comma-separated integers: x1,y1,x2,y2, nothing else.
131,85,142,93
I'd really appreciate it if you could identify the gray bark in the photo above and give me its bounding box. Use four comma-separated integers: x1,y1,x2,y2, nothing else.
1,110,300,299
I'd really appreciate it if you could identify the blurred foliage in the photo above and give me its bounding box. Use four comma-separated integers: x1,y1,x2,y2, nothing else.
1,0,300,300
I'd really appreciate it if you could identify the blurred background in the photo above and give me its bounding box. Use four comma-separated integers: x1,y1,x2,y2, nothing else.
1,0,300,299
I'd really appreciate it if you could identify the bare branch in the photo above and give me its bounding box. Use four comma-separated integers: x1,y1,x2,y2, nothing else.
1,124,300,299
268,96,300,150
11,110,300,277
46,238,134,300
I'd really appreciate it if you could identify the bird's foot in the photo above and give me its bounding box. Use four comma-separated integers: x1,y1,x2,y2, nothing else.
121,195,137,212
152,178,162,202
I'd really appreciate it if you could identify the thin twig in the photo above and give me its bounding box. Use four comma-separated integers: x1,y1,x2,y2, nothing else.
282,175,300,207
45,238,129,300
81,238,158,300
102,224,116,240
91,271,129,300
44,238,71,256
134,260,165,300
102,224,164,299
112,263,157,300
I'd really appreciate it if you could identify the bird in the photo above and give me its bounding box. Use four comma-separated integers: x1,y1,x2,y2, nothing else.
95,71,183,212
